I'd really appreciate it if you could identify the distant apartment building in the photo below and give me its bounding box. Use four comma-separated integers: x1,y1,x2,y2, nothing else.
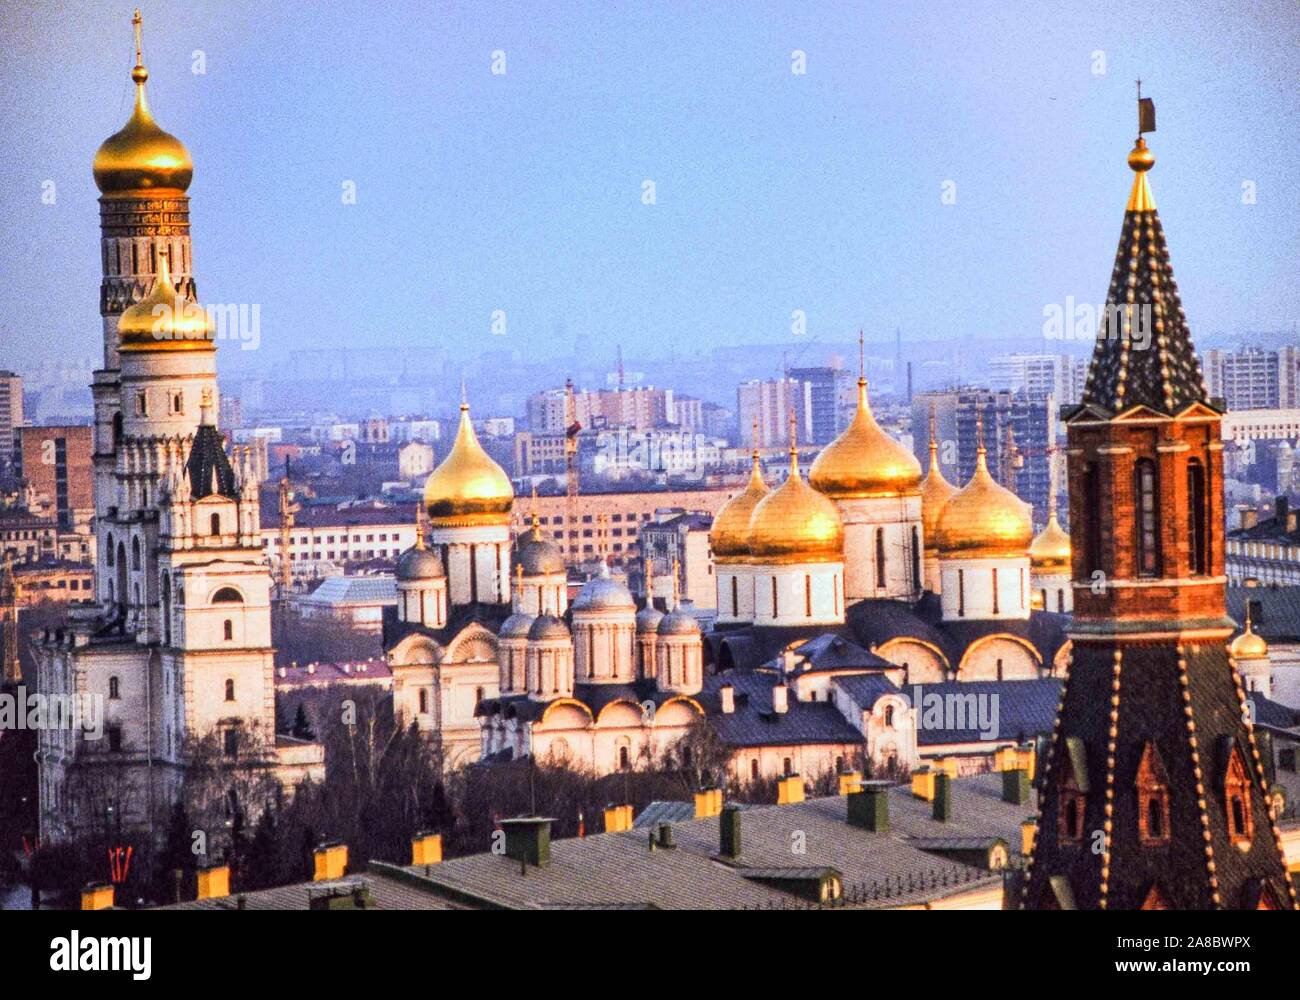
1226,496,1300,586
1202,347,1300,410
988,353,1087,405
527,386,674,434
12,425,94,531
913,388,1056,522
0,371,23,468
513,430,567,477
787,366,856,444
638,509,715,609
218,393,242,432
735,378,813,448
672,395,705,432
582,427,725,481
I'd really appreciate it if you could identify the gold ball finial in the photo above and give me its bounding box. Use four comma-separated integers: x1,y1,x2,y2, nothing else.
1128,137,1155,173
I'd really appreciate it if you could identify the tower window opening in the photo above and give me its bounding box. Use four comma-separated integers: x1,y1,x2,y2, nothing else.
1135,459,1161,577
224,678,235,702
1187,460,1207,576
1083,463,1102,576
223,619,233,641
210,513,221,535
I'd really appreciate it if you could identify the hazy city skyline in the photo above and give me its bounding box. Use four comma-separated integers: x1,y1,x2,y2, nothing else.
2,2,1298,373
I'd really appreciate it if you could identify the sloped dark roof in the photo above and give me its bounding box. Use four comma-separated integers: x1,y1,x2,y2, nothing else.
1076,186,1210,417
701,672,862,748
383,600,514,650
1246,691,1300,733
908,678,1062,746
792,633,895,673
833,673,901,708
1226,586,1300,643
186,424,238,499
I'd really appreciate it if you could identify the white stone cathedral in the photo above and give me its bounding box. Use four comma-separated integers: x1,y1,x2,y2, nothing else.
34,16,321,846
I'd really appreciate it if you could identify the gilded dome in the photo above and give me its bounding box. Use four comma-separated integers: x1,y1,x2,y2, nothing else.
423,404,514,527
709,451,768,561
935,448,1032,559
117,252,214,352
93,35,193,195
1230,615,1267,660
810,379,922,499
1029,510,1072,573
920,431,957,548
747,449,844,565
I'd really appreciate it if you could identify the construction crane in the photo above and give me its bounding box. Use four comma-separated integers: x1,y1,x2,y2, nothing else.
564,377,581,564
277,458,301,596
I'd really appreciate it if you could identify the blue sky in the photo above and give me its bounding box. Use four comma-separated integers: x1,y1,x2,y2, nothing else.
1,0,1296,370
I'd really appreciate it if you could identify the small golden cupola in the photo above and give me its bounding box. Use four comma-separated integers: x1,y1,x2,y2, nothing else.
710,443,768,563
1230,608,1268,661
919,407,957,544
93,11,193,195
117,250,213,352
747,419,843,565
810,375,921,500
935,428,1032,560
1029,506,1071,573
423,403,514,527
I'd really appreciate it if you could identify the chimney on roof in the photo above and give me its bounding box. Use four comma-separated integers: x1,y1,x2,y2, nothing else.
500,817,553,867
411,830,442,866
655,823,675,849
693,787,722,818
932,771,953,822
1276,495,1289,523
772,684,789,714
719,684,735,714
847,780,891,833
1001,767,1031,806
312,841,348,881
719,803,742,859
1240,507,1258,530
197,861,230,901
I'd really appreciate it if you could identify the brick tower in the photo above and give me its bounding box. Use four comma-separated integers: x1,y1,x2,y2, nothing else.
1022,96,1296,910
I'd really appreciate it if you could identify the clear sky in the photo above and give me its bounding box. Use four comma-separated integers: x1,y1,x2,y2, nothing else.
1,0,1296,371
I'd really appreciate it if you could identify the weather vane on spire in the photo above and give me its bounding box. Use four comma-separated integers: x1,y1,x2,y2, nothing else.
1136,78,1156,136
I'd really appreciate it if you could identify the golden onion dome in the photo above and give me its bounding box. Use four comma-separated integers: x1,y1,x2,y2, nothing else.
1029,510,1072,573
747,445,843,565
117,251,214,352
93,17,193,195
423,403,514,527
709,450,768,562
935,446,1032,560
1230,614,1268,660
919,426,957,548
810,379,922,499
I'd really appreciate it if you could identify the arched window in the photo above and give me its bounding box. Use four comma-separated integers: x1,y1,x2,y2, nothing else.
804,574,812,617
224,679,235,702
108,676,120,700
618,745,630,771
730,576,738,617
883,704,894,728
992,567,1000,615
751,759,760,782
223,619,233,641
1224,743,1254,848
1134,459,1160,577
1187,460,1207,575
910,526,921,591
210,513,221,535
131,536,141,570
771,576,778,617
1083,462,1102,576
875,528,886,588
418,688,428,714
105,534,115,566
211,587,243,603
957,568,965,617
783,757,793,777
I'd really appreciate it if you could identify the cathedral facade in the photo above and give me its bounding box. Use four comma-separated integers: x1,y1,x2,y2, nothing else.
34,16,322,847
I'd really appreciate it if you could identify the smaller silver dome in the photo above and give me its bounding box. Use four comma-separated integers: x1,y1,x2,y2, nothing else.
528,613,571,642
658,608,700,636
573,574,636,613
500,612,536,639
513,536,564,576
395,545,445,581
636,604,665,633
